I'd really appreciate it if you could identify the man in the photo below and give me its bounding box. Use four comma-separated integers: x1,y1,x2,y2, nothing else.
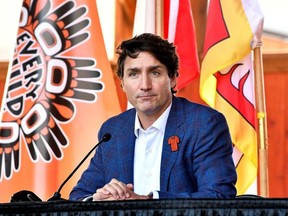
69,33,237,201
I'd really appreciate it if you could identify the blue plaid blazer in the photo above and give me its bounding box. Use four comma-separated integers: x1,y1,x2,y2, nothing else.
69,96,237,200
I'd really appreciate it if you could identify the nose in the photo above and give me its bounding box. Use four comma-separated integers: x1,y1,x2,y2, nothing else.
140,73,152,90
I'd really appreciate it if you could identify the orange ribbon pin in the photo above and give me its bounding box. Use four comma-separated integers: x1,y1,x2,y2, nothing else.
168,136,180,152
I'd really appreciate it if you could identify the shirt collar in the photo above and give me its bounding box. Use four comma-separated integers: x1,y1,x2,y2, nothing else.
134,102,172,137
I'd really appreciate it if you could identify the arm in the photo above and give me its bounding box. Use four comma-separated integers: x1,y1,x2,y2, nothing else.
192,112,237,198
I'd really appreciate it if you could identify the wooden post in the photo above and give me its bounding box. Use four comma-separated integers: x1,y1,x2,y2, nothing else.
155,0,163,37
254,44,269,197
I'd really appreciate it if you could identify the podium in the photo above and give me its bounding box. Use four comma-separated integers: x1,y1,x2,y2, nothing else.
1,198,288,215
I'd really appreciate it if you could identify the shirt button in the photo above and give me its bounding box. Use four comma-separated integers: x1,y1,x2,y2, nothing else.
146,171,152,177
146,149,152,154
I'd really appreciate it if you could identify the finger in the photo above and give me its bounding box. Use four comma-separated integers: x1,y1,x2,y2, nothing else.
96,188,110,195
103,183,123,199
105,179,131,199
111,179,133,198
92,191,112,201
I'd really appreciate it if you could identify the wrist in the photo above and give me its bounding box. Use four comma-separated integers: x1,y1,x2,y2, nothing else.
140,192,153,200
147,192,153,199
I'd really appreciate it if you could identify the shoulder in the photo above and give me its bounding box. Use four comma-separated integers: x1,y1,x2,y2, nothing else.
104,108,136,125
174,96,221,115
99,108,136,134
172,96,227,123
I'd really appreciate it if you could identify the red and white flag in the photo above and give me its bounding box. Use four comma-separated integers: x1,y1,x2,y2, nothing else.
163,0,199,89
0,0,121,202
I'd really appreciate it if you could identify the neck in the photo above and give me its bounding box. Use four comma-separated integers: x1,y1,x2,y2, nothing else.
138,115,158,130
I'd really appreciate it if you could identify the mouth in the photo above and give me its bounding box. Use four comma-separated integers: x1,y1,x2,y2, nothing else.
137,94,155,100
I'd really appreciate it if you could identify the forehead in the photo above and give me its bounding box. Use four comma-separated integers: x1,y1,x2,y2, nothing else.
124,52,163,69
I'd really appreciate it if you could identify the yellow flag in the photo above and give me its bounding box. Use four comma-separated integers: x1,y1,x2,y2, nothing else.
200,0,264,194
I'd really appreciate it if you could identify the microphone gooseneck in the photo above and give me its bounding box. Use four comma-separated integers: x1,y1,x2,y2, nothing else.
48,133,111,201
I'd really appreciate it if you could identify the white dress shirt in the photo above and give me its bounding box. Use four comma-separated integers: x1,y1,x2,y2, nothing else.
133,103,172,198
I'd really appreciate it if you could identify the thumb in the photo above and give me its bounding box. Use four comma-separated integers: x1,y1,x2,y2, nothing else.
126,183,134,190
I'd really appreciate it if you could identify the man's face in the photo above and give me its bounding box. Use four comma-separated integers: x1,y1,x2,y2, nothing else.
121,51,176,122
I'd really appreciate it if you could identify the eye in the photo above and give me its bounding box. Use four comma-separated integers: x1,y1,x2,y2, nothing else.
128,71,138,78
151,70,161,77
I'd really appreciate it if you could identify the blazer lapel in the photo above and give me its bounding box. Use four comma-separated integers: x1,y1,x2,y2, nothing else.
115,110,136,184
160,97,185,191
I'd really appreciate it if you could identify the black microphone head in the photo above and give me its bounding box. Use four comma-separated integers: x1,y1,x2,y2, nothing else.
102,133,111,142
11,190,42,202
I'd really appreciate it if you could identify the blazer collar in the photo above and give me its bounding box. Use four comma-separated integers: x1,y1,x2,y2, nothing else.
115,109,136,184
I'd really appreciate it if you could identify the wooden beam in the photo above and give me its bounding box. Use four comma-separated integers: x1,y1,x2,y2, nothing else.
0,61,8,80
190,0,208,64
263,53,288,73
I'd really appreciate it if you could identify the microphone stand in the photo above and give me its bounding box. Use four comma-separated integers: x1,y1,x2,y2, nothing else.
48,133,111,201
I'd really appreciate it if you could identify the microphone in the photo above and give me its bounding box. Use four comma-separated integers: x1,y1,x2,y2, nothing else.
11,190,42,202
48,133,111,201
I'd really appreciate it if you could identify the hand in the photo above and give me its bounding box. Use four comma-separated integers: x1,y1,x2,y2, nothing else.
92,178,151,201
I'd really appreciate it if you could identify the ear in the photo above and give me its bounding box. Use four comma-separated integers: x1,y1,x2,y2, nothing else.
170,76,177,89
120,79,126,92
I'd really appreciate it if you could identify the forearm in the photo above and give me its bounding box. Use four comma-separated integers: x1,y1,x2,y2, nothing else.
158,187,236,199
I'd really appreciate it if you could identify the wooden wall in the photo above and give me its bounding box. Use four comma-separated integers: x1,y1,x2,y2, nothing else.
263,53,288,197
0,62,8,105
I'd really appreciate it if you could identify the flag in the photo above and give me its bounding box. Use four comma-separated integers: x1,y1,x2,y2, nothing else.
200,0,264,195
0,0,121,202
163,0,199,89
133,0,199,90
133,0,155,35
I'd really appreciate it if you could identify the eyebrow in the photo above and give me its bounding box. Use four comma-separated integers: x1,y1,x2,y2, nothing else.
126,65,164,72
148,65,164,71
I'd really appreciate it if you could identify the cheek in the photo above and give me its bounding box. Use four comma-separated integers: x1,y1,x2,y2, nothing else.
122,82,135,94
156,83,171,95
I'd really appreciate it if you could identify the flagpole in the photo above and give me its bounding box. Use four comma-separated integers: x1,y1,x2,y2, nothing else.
155,0,163,37
254,43,269,197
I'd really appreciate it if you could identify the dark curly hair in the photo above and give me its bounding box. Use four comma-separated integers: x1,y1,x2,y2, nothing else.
116,33,179,93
